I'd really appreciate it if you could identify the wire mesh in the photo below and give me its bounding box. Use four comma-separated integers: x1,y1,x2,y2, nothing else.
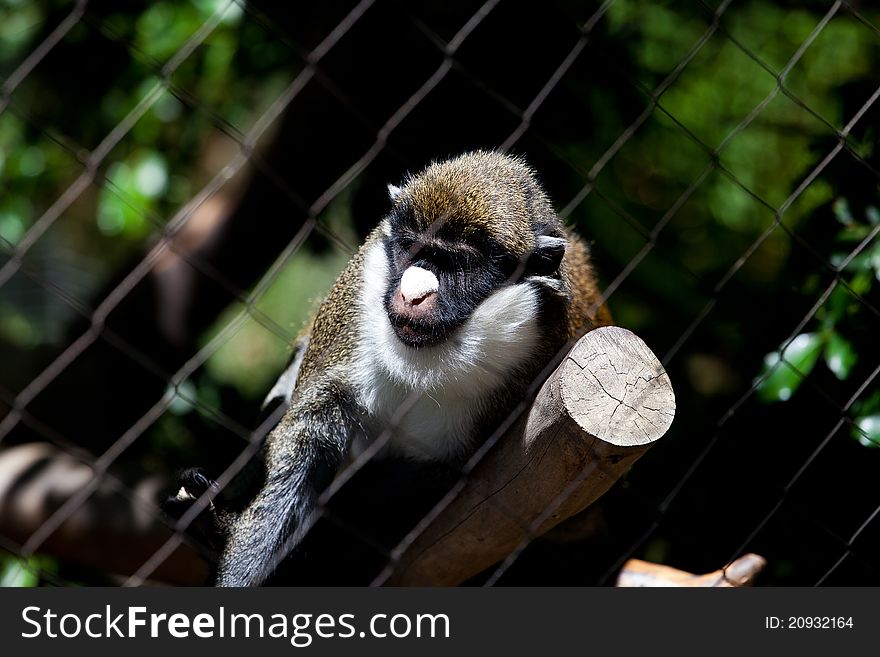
1,0,878,587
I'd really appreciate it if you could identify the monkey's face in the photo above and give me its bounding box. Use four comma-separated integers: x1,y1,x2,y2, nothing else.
380,209,567,349
381,223,507,348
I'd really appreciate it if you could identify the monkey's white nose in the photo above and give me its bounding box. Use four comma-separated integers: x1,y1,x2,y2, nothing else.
399,266,439,305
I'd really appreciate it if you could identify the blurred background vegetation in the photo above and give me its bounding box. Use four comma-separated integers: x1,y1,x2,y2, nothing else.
1,0,878,585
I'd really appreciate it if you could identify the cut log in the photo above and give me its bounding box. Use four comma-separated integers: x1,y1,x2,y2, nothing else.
379,326,675,586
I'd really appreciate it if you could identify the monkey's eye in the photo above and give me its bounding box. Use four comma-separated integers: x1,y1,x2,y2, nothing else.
526,235,566,277
393,235,415,252
414,245,461,270
390,236,416,265
495,252,523,279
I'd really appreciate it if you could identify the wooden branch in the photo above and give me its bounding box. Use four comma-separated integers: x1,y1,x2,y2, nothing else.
616,554,767,587
0,443,207,585
381,326,675,586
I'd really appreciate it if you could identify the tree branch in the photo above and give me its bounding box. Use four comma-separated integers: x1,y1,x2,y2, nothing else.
380,326,676,586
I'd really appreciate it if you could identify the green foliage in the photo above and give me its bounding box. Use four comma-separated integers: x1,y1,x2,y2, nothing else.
591,4,880,454
756,199,879,447
824,332,857,380
855,413,880,449
0,0,289,350
601,0,873,242
0,0,43,63
757,332,823,403
97,152,168,237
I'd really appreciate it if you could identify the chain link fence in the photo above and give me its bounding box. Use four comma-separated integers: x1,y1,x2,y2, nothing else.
1,0,879,586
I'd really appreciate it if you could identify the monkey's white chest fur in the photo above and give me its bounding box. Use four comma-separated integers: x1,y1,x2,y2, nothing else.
352,240,542,461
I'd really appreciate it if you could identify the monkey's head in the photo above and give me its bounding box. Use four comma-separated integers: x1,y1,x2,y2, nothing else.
380,151,568,348
359,151,576,391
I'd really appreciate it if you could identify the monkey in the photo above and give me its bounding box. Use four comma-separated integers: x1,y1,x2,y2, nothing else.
172,151,611,586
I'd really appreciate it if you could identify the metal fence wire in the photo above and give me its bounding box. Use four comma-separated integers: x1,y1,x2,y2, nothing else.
1,0,879,586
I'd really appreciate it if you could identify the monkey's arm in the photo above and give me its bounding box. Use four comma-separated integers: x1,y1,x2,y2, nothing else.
215,382,357,587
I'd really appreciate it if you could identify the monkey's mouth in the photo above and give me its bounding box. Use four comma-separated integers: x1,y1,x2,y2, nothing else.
388,313,446,348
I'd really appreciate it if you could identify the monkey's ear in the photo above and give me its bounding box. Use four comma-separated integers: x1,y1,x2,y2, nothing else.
261,335,309,417
527,235,566,276
387,183,402,201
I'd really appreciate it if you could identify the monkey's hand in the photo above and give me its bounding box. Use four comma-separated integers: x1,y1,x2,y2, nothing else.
162,467,232,561
214,385,355,587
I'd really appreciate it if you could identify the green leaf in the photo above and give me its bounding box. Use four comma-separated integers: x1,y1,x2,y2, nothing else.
835,225,871,243
851,269,873,295
820,285,850,326
832,197,853,225
824,332,857,380
756,332,823,403
97,161,151,238
853,414,880,449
